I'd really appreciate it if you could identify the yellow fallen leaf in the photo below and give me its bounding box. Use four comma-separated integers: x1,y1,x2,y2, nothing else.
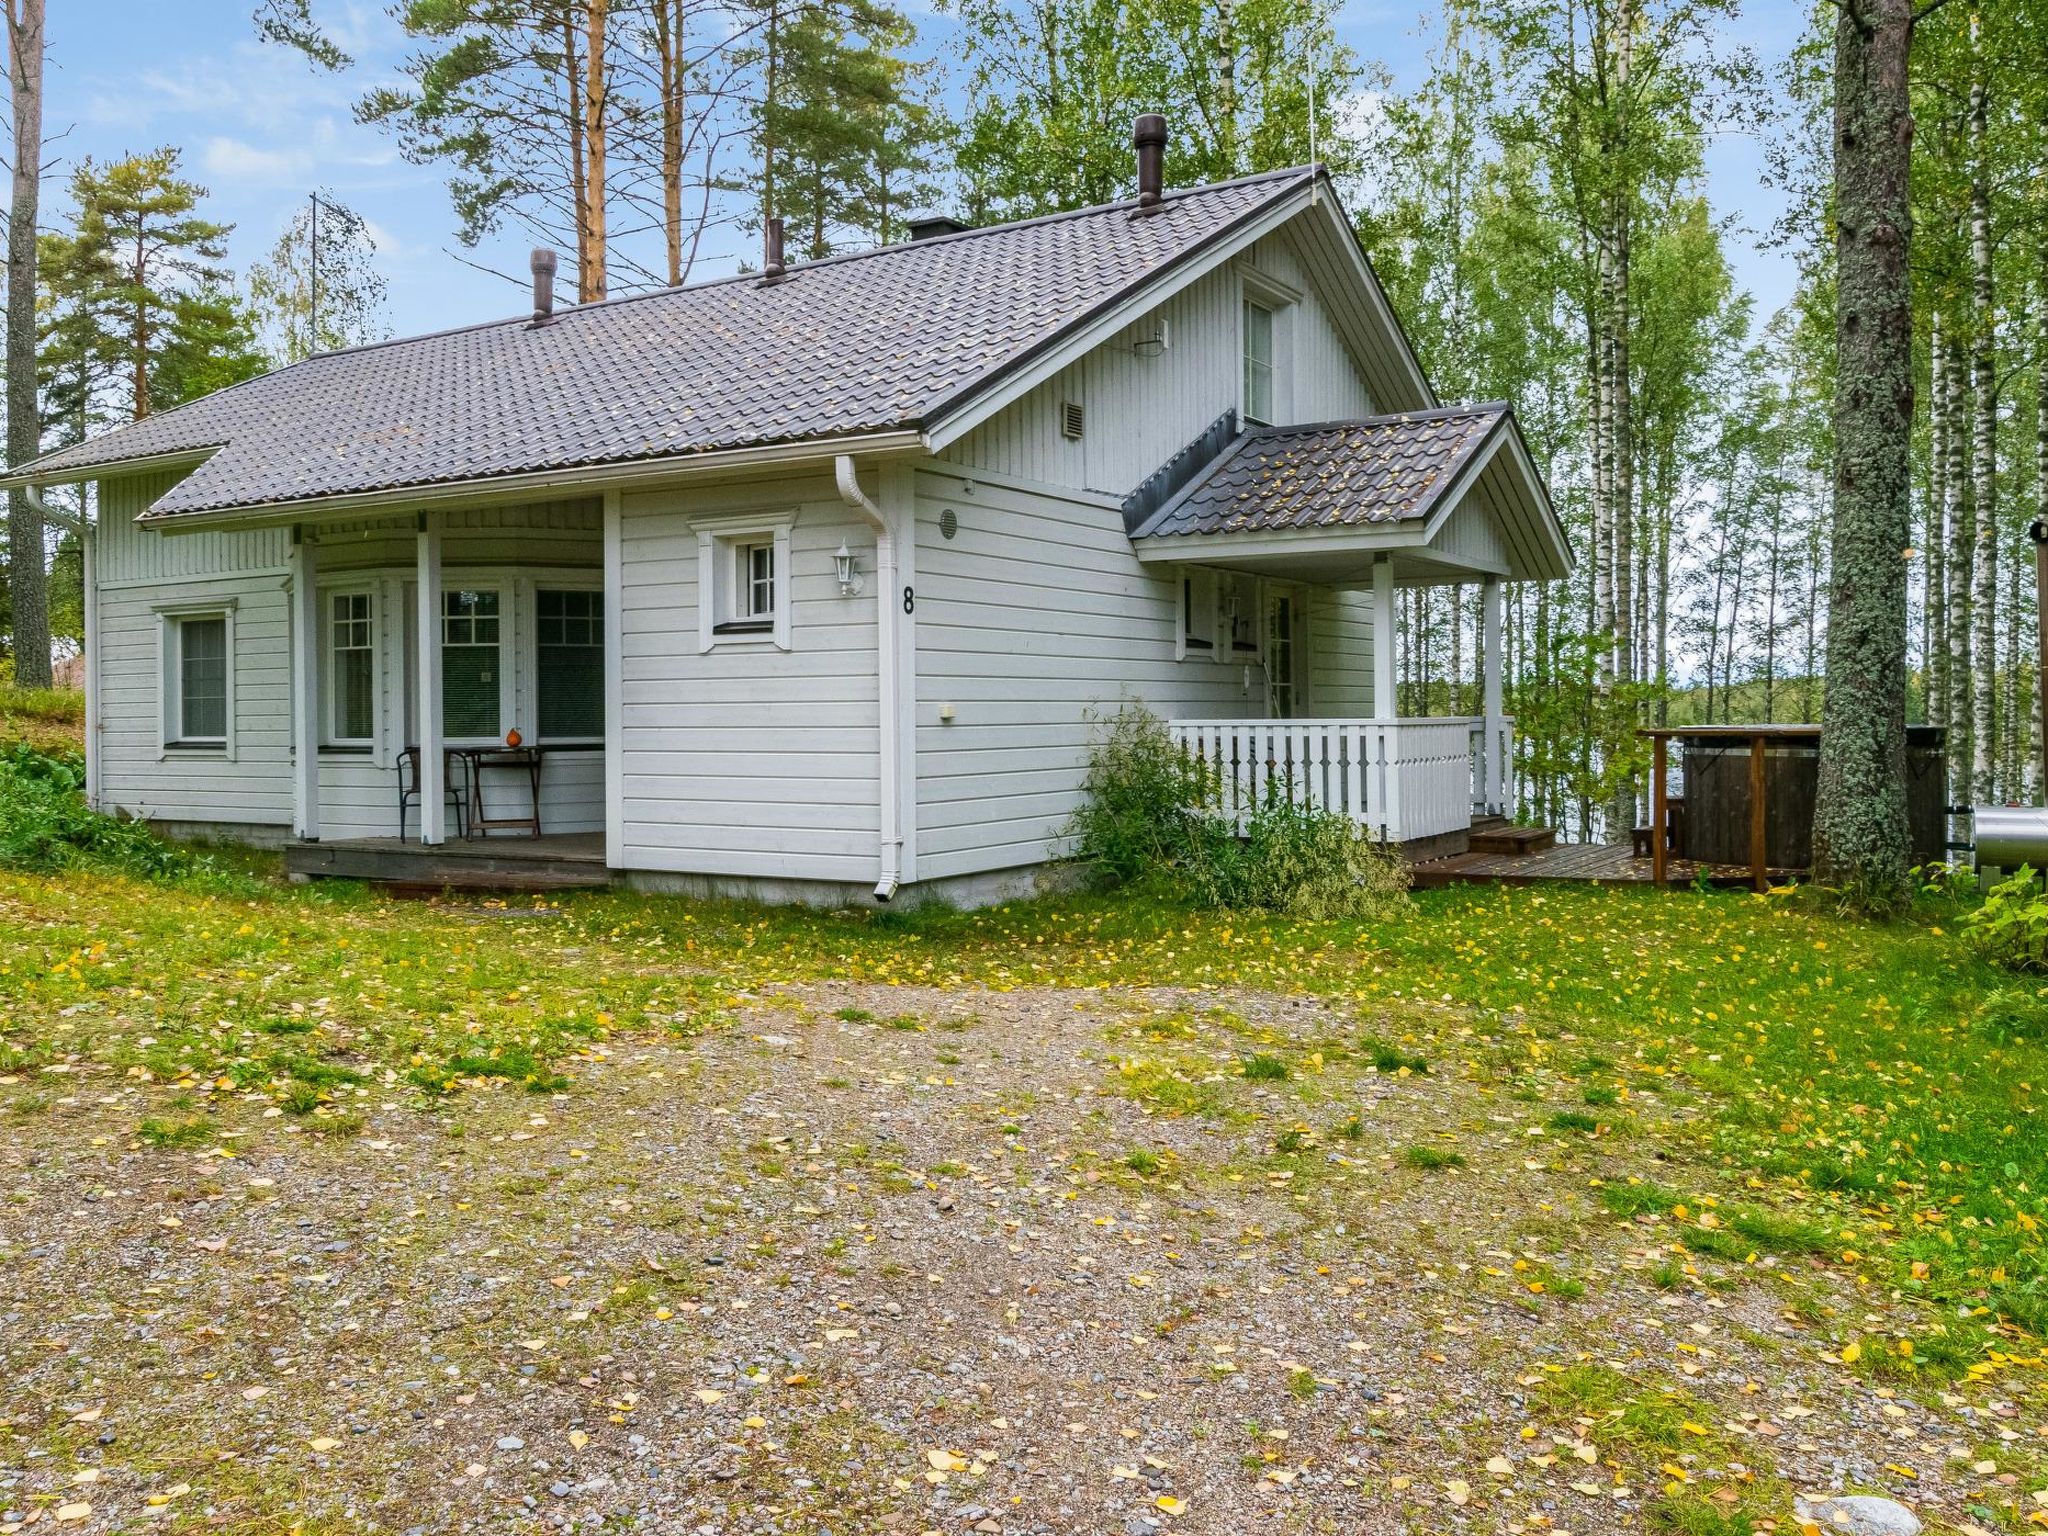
1486,1456,1514,1476
1446,1479,1471,1506
71,1470,99,1485
55,1504,91,1523
694,1389,724,1405
568,1430,589,1450
744,1415,766,1429
1571,1481,1605,1496
927,1449,968,1473
69,1408,102,1424
1839,1341,1862,1364
309,1437,340,1452
1155,1495,1187,1515
242,1386,268,1401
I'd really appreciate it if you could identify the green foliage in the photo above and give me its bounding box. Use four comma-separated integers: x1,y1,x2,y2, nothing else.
0,743,197,879
1065,705,1213,887
1401,1144,1465,1171
138,1114,215,1149
1962,868,2048,971
1069,706,1413,919
1238,1052,1289,1082
1975,986,2048,1045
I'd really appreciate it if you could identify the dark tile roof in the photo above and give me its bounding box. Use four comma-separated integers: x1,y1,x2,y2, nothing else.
10,169,1312,520
1129,405,1509,540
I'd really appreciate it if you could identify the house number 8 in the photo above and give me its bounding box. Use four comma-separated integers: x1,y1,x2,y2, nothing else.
902,586,915,614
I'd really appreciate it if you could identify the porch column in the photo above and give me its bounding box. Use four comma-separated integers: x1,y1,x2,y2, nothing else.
1371,554,1402,841
1481,574,1505,814
289,526,321,841
415,513,446,846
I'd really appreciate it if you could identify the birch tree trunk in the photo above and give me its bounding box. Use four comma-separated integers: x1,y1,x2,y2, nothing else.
1968,12,1997,802
1926,308,1947,733
1814,0,1916,902
3,0,48,689
1944,331,1973,789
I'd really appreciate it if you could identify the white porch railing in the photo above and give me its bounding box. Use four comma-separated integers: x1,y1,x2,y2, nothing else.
1167,716,1513,844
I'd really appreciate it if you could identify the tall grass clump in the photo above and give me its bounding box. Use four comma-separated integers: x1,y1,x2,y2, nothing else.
0,742,198,878
1067,704,1409,919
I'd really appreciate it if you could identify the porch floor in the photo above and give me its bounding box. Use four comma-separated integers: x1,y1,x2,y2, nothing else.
1410,841,1790,889
284,832,611,892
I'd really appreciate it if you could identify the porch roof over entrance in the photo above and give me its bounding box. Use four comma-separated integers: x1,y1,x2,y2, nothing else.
1129,403,1570,586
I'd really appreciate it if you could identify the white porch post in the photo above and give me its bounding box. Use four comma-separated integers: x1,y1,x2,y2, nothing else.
415,513,446,846
1481,574,1505,815
289,526,321,841
1371,554,1402,842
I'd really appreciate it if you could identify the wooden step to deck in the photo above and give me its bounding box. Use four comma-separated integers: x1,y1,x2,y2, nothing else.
285,835,611,893
1467,822,1558,857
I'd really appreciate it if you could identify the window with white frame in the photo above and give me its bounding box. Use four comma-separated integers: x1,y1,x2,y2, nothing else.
328,591,376,745
1226,573,1260,655
733,540,776,627
441,587,502,738
166,612,231,747
694,516,794,651
1179,569,1218,658
1242,299,1276,426
535,587,603,739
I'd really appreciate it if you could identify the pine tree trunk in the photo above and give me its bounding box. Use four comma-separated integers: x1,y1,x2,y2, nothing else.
3,0,49,689
1813,0,1916,901
1926,309,1947,732
581,0,608,301
654,0,684,285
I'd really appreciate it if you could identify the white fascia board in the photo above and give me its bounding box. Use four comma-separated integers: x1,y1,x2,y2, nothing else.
1132,524,1424,565
135,430,928,534
1294,196,1436,413
922,188,1317,454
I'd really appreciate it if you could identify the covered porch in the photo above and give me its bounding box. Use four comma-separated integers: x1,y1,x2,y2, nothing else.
1132,404,1565,852
282,498,608,854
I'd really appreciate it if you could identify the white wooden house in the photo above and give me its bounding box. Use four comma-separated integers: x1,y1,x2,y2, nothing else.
4,124,1568,905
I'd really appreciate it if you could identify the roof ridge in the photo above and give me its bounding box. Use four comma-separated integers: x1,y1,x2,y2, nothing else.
279,165,1320,371
1245,402,1509,437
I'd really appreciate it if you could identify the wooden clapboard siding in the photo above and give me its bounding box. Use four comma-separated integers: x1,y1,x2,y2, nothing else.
613,475,882,883
1308,591,1376,716
92,473,605,838
942,224,1375,498
911,464,1373,883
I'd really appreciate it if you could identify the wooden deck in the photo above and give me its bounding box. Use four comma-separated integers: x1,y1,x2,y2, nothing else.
284,832,611,892
1411,840,1790,889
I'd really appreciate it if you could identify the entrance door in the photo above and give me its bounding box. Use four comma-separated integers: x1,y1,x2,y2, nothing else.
1266,589,1302,718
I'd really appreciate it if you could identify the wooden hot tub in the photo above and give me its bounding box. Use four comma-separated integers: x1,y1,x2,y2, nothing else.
1642,724,1947,888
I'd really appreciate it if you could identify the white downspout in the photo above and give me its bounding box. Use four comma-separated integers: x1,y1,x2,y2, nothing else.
835,454,901,900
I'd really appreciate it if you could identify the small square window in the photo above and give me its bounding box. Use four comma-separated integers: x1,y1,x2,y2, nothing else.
1180,570,1217,658
175,615,229,742
738,541,776,621
1243,299,1275,426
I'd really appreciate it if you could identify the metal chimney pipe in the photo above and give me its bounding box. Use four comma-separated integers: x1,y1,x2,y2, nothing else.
1133,114,1167,208
763,216,786,278
530,248,559,323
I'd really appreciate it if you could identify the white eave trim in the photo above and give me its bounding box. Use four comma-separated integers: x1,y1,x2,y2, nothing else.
130,430,928,533
0,445,221,493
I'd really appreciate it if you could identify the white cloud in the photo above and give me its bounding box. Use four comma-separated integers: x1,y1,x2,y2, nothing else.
203,136,313,187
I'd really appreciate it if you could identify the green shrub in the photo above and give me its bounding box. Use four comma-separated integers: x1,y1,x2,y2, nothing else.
1068,706,1409,919
0,742,196,878
1186,786,1410,919
1976,987,2048,1045
1065,704,1213,885
1962,867,2048,970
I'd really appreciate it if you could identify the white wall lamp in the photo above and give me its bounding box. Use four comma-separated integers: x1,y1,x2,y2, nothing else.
835,540,864,596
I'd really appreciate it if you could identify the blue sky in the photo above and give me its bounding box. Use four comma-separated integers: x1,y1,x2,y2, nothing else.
46,0,1810,343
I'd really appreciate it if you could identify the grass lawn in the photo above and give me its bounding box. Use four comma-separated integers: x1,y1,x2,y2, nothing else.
2,783,2046,1531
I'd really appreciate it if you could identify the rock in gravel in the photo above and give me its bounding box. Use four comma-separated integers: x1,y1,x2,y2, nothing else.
496,1436,526,1451
1793,1495,1923,1536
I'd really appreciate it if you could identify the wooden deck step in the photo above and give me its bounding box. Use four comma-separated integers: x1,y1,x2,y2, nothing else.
285,837,611,893
1467,823,1558,857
